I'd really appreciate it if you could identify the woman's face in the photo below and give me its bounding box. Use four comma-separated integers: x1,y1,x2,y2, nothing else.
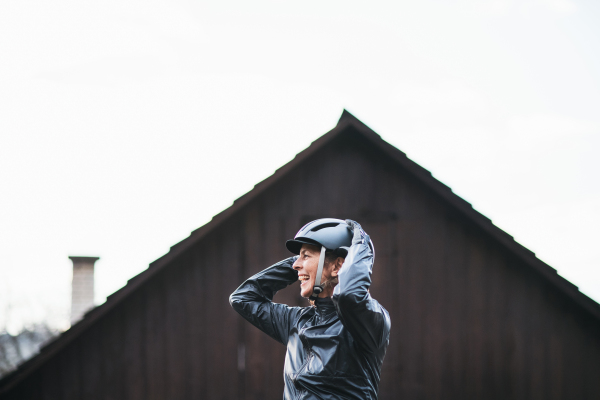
292,244,341,298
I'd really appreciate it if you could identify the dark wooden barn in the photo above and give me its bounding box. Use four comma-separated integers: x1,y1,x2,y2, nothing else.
2,111,599,400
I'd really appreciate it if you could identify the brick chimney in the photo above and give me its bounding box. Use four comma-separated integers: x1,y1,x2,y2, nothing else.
69,256,99,324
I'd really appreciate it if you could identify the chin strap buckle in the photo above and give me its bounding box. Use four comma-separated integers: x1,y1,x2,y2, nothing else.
309,246,327,300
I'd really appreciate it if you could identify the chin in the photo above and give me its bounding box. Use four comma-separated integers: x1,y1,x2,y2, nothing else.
300,282,313,298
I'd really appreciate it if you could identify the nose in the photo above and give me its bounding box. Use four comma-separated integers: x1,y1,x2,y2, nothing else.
293,257,301,271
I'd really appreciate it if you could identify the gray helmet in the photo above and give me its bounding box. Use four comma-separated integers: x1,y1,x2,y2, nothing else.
286,218,353,257
286,218,353,300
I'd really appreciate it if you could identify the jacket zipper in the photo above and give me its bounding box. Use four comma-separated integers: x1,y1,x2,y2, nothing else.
292,353,311,385
292,326,312,385
292,352,311,385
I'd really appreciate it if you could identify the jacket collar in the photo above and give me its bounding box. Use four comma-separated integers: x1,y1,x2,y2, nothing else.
313,297,337,318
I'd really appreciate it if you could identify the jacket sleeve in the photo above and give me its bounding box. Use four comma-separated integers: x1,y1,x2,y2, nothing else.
332,236,391,353
229,257,302,345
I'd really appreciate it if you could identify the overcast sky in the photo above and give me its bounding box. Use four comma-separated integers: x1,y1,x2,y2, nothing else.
1,0,598,331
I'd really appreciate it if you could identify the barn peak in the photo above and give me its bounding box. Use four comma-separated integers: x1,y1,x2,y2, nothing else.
336,109,379,136
338,109,357,123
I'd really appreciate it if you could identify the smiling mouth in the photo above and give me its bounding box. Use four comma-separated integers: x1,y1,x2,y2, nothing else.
298,275,310,286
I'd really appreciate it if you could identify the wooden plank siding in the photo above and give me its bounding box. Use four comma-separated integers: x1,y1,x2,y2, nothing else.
1,115,600,399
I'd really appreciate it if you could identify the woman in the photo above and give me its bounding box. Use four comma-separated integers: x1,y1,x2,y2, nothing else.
230,218,391,399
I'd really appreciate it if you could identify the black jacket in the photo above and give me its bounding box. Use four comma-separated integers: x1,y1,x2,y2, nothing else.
230,236,391,399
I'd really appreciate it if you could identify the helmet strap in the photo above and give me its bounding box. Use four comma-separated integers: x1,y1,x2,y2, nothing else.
309,246,327,301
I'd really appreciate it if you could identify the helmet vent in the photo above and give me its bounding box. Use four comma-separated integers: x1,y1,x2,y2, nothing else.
311,222,340,232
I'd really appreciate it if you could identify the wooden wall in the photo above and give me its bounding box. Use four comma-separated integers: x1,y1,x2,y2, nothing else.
3,128,600,399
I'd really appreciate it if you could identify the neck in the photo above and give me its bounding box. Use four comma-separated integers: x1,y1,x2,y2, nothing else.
311,295,335,308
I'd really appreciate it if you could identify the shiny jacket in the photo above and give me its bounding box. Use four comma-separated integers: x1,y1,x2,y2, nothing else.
230,235,391,399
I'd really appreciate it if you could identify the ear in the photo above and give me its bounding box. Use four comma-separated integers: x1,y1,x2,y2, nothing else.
330,257,344,277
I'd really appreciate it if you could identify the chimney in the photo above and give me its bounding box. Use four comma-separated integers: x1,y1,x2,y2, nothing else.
69,256,99,324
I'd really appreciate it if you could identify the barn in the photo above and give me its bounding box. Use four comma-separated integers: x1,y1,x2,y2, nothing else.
1,111,599,399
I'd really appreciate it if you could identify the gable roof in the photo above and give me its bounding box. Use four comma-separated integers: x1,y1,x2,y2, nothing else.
2,110,599,393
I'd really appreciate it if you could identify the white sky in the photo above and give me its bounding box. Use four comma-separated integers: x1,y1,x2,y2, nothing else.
0,0,598,332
